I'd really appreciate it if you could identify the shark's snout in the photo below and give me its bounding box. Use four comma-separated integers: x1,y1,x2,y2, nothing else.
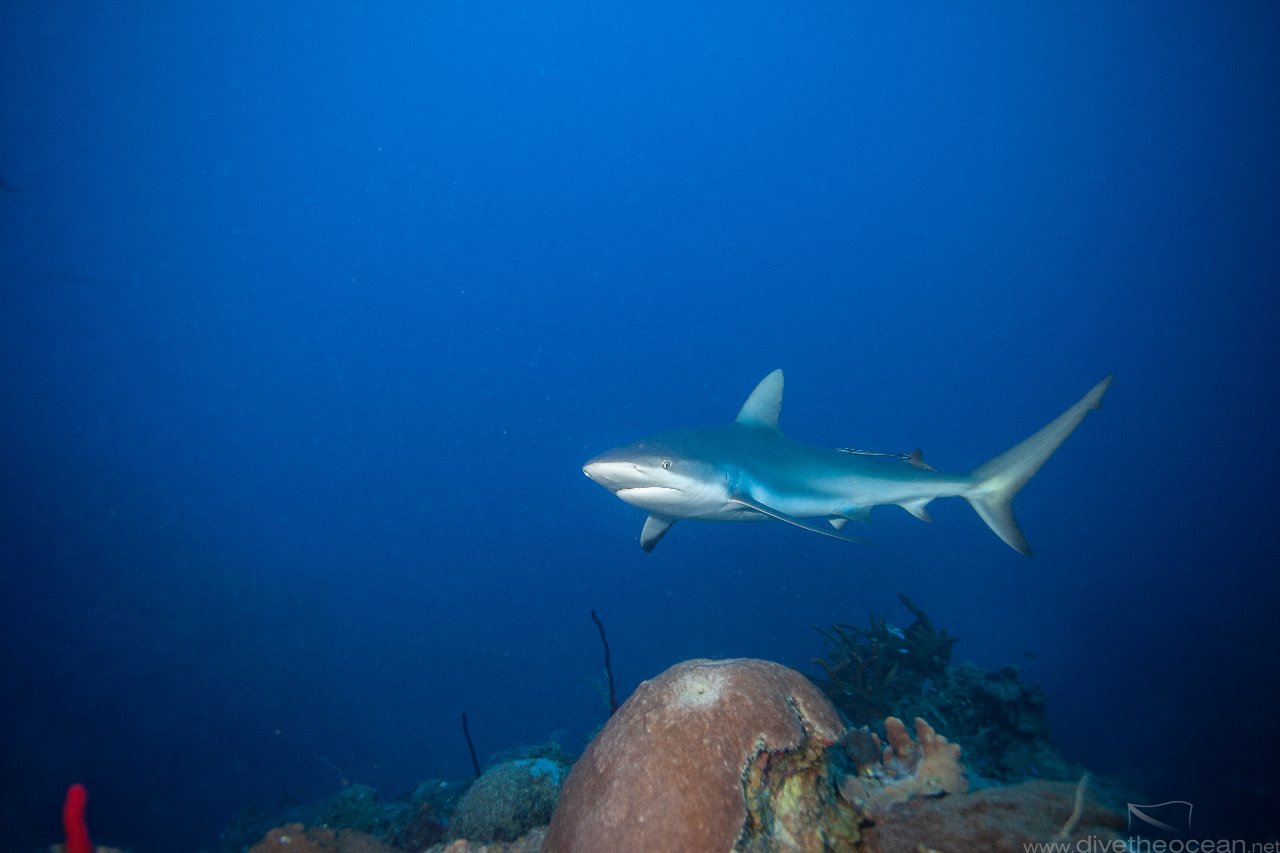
583,458,640,492
585,458,686,513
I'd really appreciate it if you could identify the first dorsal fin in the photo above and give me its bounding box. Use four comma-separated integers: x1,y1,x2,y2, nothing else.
735,369,784,430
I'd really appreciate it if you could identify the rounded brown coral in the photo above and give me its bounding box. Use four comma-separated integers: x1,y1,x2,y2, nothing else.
543,658,844,853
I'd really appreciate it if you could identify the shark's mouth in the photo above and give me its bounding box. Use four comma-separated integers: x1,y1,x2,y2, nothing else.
615,486,684,507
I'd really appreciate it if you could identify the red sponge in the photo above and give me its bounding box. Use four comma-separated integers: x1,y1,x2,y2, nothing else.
62,783,92,853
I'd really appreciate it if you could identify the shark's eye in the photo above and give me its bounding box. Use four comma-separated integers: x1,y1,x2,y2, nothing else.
662,459,672,469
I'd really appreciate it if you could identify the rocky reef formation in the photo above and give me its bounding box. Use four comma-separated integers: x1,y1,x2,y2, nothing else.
425,832,545,853
863,778,1125,852
812,594,956,724
315,779,467,851
219,603,1117,853
542,657,989,852
227,750,566,853
227,651,1120,853
248,822,402,853
813,594,1075,782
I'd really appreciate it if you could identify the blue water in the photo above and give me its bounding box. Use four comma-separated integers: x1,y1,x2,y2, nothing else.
2,3,1277,849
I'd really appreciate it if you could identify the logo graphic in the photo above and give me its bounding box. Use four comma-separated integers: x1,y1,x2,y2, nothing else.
1127,800,1193,837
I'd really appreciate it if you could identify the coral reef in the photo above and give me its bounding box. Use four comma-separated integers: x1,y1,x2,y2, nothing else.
424,828,545,852
885,661,1073,782
202,588,1123,853
812,594,956,723
220,647,1123,853
810,620,902,723
894,594,959,687
206,778,469,853
446,758,567,843
879,716,968,799
320,784,393,836
938,662,1066,780
386,781,452,851
815,596,1074,782
542,656,1073,851
542,658,847,853
248,822,401,853
737,722,865,852
835,716,969,818
861,779,1125,852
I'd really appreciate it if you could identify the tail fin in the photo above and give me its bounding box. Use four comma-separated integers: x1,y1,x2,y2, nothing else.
965,375,1113,555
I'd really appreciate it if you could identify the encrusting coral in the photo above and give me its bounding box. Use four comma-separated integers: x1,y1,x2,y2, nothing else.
248,822,401,853
861,779,1125,852
424,829,546,853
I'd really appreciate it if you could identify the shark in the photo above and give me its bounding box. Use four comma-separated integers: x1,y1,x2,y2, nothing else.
583,370,1112,553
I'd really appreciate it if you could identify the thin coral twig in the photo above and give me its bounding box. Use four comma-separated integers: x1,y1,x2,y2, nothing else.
1053,772,1090,841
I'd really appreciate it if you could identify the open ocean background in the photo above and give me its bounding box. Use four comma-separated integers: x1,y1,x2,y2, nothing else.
2,2,1277,849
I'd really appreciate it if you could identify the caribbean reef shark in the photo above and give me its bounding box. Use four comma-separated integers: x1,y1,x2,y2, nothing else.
583,370,1112,553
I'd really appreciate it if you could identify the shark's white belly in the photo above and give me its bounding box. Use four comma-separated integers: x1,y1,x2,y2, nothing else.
616,482,769,521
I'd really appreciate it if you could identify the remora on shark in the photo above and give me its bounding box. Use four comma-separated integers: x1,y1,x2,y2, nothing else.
584,370,1112,553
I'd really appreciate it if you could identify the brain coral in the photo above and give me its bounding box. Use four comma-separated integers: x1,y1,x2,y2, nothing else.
543,658,846,853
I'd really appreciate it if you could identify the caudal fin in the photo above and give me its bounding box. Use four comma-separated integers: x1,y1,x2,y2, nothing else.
965,375,1113,555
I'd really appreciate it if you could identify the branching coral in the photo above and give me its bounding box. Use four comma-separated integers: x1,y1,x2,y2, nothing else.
812,594,956,724
894,594,957,679
814,596,1072,784
878,716,969,798
837,716,969,817
811,620,902,722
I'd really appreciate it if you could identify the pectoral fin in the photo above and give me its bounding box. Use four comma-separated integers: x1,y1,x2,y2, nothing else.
640,514,676,552
729,494,870,545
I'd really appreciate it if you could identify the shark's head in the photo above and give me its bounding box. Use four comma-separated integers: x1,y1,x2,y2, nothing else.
583,433,725,515
584,372,786,550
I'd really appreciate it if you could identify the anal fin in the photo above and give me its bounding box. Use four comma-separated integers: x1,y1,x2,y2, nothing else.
899,498,934,522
